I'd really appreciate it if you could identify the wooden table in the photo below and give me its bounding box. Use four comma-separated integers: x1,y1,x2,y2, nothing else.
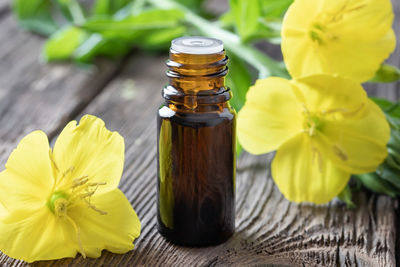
0,1,399,266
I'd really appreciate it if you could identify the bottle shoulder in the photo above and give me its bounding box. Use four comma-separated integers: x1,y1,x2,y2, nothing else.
158,105,235,128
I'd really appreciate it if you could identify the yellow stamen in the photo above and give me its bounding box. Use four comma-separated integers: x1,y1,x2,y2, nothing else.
311,146,324,173
322,103,364,117
49,150,59,173
63,166,75,177
71,176,89,188
80,191,95,198
84,199,107,215
333,145,348,161
65,215,86,258
47,165,108,257
303,113,322,137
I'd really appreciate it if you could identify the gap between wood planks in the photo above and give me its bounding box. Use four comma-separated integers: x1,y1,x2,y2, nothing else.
0,12,130,161
0,0,10,17
0,2,131,146
45,55,133,142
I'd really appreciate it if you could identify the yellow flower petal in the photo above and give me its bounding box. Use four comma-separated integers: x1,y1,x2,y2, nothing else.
292,74,368,117
68,189,141,258
317,99,390,174
0,131,54,214
281,29,327,79
238,77,303,154
282,0,396,82
0,208,77,263
53,115,124,194
324,29,396,82
272,133,350,204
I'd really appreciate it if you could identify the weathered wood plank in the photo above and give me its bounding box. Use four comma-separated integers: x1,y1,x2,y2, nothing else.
0,13,123,162
0,0,9,16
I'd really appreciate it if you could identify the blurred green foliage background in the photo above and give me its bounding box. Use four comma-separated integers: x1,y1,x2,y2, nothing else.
12,0,293,113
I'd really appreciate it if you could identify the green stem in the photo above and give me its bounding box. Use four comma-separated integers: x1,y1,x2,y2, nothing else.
147,0,288,79
69,0,86,25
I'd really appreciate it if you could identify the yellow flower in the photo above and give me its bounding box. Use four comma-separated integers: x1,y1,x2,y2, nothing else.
282,0,396,82
0,115,141,262
238,75,390,204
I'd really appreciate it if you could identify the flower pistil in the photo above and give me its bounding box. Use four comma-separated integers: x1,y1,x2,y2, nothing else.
47,163,108,257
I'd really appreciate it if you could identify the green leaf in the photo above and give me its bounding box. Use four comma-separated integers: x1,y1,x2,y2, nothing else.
229,0,261,42
218,10,235,29
372,98,400,123
376,165,400,190
81,8,186,51
73,34,104,62
236,139,243,157
175,0,205,13
255,0,294,43
355,173,399,197
82,9,185,42
54,0,85,24
74,34,131,62
226,53,252,157
385,153,400,171
12,0,58,36
260,0,294,18
369,64,400,83
92,0,109,15
116,0,146,18
92,0,132,15
138,26,187,50
226,52,252,111
228,0,292,43
337,185,355,209
225,44,288,78
370,98,400,193
388,130,400,153
43,26,86,61
372,97,396,111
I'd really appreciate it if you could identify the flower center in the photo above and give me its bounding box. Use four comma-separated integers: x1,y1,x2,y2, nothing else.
47,171,107,217
304,113,323,137
309,23,326,45
47,191,69,217
46,161,108,258
54,198,69,217
309,22,339,45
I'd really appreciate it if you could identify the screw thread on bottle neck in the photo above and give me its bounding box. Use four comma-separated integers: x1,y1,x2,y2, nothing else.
166,50,228,93
163,37,231,112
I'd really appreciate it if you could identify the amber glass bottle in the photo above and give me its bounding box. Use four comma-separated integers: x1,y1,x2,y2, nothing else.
157,36,236,246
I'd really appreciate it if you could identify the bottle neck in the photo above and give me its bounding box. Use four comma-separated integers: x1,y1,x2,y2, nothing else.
163,50,231,112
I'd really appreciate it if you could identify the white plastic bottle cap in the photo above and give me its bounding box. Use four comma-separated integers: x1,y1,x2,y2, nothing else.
171,36,224,54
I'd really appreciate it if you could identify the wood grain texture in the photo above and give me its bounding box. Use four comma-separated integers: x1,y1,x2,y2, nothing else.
0,0,399,266
0,12,124,161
